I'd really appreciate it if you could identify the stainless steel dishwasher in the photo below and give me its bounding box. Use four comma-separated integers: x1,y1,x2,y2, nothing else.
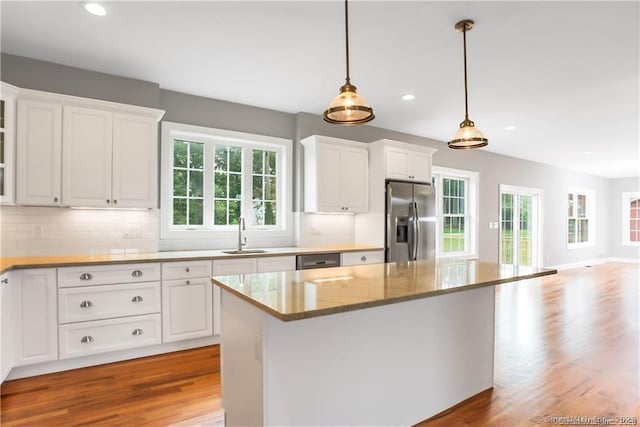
296,253,341,270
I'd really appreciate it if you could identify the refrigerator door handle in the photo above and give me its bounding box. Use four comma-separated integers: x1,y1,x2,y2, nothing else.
413,202,419,260
408,202,415,261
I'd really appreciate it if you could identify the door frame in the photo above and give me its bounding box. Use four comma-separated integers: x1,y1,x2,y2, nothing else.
499,184,544,267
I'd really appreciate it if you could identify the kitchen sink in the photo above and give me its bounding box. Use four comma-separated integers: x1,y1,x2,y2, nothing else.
222,249,268,254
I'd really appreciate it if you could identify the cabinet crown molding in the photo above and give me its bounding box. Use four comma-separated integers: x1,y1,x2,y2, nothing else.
370,138,438,155
15,87,165,121
300,135,368,148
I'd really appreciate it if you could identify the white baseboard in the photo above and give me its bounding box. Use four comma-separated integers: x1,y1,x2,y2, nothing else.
6,335,219,381
549,257,639,270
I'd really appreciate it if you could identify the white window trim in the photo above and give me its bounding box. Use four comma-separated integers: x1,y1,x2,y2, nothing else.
432,166,479,259
160,121,293,248
622,192,640,247
567,187,596,249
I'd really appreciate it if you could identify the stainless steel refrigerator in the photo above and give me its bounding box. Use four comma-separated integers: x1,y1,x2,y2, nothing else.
386,180,436,262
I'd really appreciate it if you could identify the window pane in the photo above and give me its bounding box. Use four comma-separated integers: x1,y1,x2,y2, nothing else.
266,176,277,200
253,176,263,199
215,146,228,171
173,198,187,225
173,140,188,168
0,167,4,196
578,219,588,242
173,170,187,197
253,200,264,225
188,199,203,225
253,149,263,174
189,171,203,197
568,219,576,243
265,202,276,225
214,200,227,225
577,194,586,218
190,142,204,169
267,151,277,175
229,200,241,225
443,179,450,196
229,147,242,173
0,132,5,164
229,173,242,199
568,193,574,217
214,172,227,198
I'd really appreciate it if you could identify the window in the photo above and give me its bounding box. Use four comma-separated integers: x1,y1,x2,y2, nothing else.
622,192,640,246
432,167,479,258
567,188,595,248
161,122,293,245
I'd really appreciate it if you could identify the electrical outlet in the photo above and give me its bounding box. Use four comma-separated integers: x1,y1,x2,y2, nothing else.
123,230,142,239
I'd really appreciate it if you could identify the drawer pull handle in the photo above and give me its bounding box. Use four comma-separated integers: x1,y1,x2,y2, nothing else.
80,300,94,308
81,336,94,343
185,268,190,273
131,296,144,303
1,278,8,285
131,270,143,278
361,256,367,261
186,280,190,285
132,328,144,336
80,273,93,281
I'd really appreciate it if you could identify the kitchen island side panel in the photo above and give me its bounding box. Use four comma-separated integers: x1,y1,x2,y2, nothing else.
262,286,495,426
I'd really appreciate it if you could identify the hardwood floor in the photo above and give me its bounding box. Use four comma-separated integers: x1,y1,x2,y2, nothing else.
1,263,638,426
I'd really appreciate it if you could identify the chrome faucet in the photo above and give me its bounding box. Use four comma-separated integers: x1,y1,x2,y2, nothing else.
237,216,247,252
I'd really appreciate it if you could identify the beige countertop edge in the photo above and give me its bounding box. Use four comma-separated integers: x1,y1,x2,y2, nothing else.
211,268,557,322
0,245,384,274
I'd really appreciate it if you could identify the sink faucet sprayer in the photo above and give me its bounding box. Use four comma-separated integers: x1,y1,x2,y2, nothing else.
238,216,247,252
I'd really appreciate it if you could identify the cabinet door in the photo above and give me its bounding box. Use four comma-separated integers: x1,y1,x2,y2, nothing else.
411,152,432,183
62,106,113,207
14,269,58,367
212,258,257,275
342,147,368,212
1,273,14,383
385,147,411,180
162,278,213,342
16,100,62,206
257,256,296,273
0,87,17,205
315,143,344,212
112,114,157,208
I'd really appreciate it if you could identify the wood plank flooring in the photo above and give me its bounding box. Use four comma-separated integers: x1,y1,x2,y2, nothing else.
1,262,638,426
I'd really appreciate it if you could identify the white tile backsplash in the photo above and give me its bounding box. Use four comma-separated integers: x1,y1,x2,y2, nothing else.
0,206,159,257
295,212,356,247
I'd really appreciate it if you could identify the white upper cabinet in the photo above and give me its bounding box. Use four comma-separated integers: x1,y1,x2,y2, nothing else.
112,114,158,208
15,88,164,209
62,106,113,207
302,135,369,213
17,100,62,206
378,140,437,183
0,82,19,205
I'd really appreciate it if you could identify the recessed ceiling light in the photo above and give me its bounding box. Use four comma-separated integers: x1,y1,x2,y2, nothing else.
504,126,517,131
402,94,415,101
83,2,107,16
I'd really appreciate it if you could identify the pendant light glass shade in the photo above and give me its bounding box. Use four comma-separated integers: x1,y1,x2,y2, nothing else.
448,19,488,149
323,0,374,125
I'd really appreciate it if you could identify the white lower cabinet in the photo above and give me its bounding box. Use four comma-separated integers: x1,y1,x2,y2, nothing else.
59,314,161,359
1,272,14,382
14,269,58,367
257,256,296,273
57,263,162,360
341,250,385,266
161,260,214,343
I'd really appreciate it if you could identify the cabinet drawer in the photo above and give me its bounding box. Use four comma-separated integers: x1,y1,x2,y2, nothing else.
341,251,385,266
161,260,212,280
59,314,161,359
257,256,296,273
59,282,161,324
212,258,257,275
58,263,160,288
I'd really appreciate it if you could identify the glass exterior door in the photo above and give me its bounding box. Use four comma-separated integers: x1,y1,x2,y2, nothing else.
500,186,541,267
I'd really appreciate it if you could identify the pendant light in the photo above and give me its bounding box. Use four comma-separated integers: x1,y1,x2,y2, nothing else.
448,19,488,149
323,0,375,125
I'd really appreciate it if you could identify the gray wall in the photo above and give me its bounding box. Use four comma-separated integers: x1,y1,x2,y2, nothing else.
609,177,640,259
2,53,628,267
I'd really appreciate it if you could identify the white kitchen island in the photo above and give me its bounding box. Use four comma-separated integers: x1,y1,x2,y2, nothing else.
212,259,555,426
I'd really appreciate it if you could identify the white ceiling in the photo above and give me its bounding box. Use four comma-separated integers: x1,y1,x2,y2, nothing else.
1,1,638,178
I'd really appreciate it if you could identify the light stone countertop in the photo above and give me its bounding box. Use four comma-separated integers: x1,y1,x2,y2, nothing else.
212,259,557,321
0,245,383,274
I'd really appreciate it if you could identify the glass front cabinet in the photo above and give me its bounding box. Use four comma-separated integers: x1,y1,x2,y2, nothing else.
0,82,18,204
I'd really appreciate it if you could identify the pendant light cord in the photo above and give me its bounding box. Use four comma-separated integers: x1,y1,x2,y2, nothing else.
462,25,469,121
344,0,351,84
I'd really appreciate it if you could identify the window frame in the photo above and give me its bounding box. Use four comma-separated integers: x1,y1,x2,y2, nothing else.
432,166,479,259
160,121,293,245
622,192,640,247
566,187,596,249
